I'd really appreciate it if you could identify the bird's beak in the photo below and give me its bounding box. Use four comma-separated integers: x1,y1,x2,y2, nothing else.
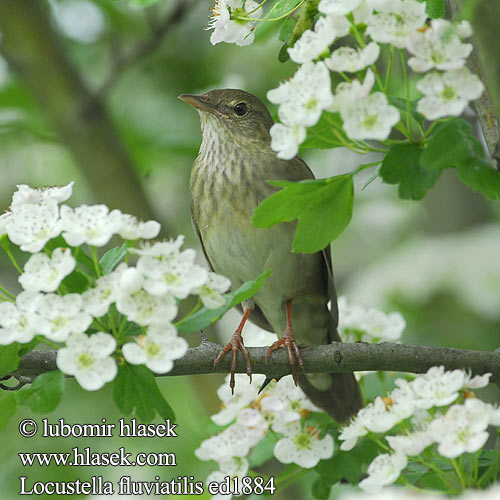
178,94,216,114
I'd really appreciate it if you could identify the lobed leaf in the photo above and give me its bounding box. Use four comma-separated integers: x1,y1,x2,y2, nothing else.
113,363,175,423
253,175,354,253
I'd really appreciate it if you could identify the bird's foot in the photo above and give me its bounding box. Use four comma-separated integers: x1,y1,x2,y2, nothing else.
213,331,252,394
266,327,304,385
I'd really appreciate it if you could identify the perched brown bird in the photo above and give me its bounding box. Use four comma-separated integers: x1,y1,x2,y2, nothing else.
179,89,363,422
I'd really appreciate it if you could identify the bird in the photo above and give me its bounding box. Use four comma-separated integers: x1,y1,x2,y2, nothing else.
179,88,363,422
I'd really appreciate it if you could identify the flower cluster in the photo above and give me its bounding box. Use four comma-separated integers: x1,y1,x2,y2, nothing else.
206,1,484,159
196,324,339,499
207,0,262,46
340,483,500,500
0,183,231,391
338,295,405,343
339,366,497,493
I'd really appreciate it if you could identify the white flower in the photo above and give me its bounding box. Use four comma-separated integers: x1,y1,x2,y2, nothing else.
116,287,177,326
359,452,407,493
206,457,249,498
269,123,306,160
288,16,347,64
11,182,73,209
37,293,93,342
195,423,264,463
56,332,117,391
18,248,76,293
211,373,266,426
341,92,400,140
366,0,427,49
319,0,362,16
273,421,334,468
268,61,333,127
338,296,405,343
264,376,320,426
410,366,465,409
464,372,491,389
60,204,122,247
338,417,369,451
386,430,434,456
329,69,375,113
122,323,187,374
118,213,161,240
0,292,48,344
416,67,484,120
194,272,231,309
132,237,208,299
325,42,380,73
407,19,473,73
237,408,269,434
207,0,262,47
5,199,62,253
82,263,126,317
429,398,490,458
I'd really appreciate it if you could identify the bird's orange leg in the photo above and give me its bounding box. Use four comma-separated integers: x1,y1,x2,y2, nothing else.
266,300,304,385
213,306,253,393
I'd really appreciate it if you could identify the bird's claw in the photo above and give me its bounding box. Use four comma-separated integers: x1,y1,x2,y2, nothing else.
213,331,252,394
266,327,304,386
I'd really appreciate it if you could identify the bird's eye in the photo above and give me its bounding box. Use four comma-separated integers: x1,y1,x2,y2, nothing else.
233,102,248,116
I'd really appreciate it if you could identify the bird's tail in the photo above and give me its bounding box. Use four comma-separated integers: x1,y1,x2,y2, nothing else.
298,326,363,423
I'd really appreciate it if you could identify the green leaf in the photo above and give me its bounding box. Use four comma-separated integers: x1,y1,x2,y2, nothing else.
113,363,175,423
422,0,445,18
176,271,270,334
457,160,500,201
255,0,303,33
420,119,473,171
60,269,90,294
381,143,441,200
99,244,127,274
279,17,295,42
300,112,343,149
252,175,354,253
315,438,379,486
0,394,18,432
0,344,21,378
388,97,425,128
420,118,500,200
16,371,65,413
311,475,331,500
248,432,277,467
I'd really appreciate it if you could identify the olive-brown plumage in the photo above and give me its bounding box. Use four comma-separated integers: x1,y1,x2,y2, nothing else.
180,88,362,422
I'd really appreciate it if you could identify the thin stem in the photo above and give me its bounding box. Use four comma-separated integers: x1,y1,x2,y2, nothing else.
176,299,203,326
246,0,269,15
384,45,395,92
89,246,102,277
36,336,61,350
356,140,389,153
418,454,458,493
352,160,381,175
332,128,369,154
0,285,16,300
451,458,467,490
4,247,23,274
399,49,412,139
236,0,305,22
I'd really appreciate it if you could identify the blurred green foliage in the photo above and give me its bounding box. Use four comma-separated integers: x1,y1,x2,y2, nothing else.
0,1,498,499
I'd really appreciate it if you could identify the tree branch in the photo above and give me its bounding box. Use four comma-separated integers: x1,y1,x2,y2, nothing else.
448,0,500,168
97,0,194,98
0,0,155,219
9,342,500,385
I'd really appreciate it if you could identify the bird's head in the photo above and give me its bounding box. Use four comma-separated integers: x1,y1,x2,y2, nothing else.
179,88,275,147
